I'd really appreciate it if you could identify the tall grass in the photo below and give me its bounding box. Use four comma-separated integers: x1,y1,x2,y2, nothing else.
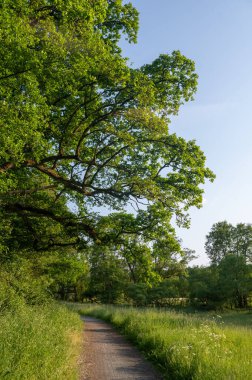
78,304,252,380
0,303,82,380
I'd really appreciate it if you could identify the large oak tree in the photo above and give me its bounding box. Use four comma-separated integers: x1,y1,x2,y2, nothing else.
0,0,214,252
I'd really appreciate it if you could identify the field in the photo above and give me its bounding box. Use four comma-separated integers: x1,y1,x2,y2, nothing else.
76,304,252,380
0,303,82,380
1,301,251,379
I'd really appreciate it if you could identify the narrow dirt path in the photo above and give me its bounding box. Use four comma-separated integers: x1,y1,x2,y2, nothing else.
79,316,162,380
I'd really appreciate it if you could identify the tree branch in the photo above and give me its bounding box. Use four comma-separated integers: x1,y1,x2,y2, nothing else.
4,203,97,240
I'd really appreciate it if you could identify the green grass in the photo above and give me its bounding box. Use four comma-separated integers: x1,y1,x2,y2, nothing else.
166,305,252,329
77,304,252,380
0,303,82,380
215,310,252,328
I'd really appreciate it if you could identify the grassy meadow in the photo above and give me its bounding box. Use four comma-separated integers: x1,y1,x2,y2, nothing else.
0,303,82,380
76,304,252,380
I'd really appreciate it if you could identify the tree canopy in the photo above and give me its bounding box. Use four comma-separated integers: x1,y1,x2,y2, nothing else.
0,0,214,257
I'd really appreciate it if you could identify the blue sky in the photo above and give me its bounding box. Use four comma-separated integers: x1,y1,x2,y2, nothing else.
121,0,252,265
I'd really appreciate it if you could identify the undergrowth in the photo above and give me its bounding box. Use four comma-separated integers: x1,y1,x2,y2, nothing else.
0,303,82,379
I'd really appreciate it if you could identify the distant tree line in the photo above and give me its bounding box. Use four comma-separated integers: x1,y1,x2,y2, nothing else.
48,221,252,310
189,222,252,309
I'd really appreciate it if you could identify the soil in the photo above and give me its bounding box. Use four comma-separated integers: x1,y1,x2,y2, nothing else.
79,316,163,380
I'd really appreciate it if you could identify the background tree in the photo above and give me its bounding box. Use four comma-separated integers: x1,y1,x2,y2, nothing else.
217,255,252,308
188,266,220,308
43,250,89,302
206,221,252,264
199,221,252,309
233,224,252,263
205,221,234,264
86,245,128,304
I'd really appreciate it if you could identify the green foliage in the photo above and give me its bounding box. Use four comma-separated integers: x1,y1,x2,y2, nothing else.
205,221,252,264
42,250,89,301
188,257,252,309
0,247,90,307
0,303,82,380
0,0,214,253
126,283,149,306
87,245,128,303
78,304,252,380
188,266,220,308
0,259,51,311
218,255,252,308
148,278,188,307
124,277,189,307
196,221,252,309
84,229,193,305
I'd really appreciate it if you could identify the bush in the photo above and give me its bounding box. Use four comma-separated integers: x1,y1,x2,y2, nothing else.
0,259,50,312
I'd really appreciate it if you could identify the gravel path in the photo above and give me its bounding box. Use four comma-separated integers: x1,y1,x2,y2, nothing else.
79,316,162,380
